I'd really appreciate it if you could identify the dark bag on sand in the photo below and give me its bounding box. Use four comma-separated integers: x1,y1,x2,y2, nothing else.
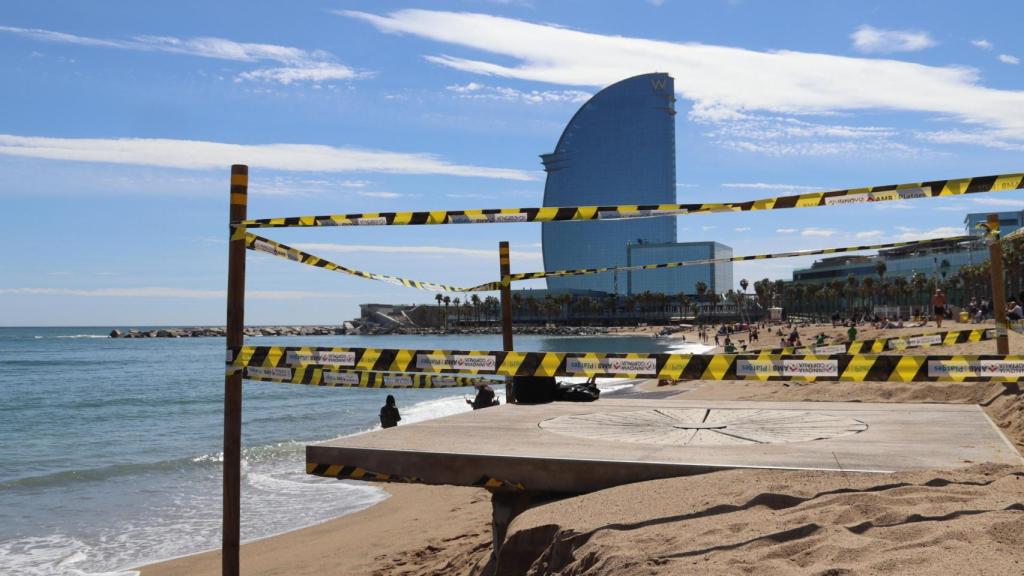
512,376,558,404
555,382,600,402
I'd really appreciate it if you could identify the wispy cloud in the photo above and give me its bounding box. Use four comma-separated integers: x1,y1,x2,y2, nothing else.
722,182,820,192
893,226,963,241
972,197,1024,208
998,54,1020,65
357,191,405,198
294,243,543,260
854,230,884,239
850,25,936,53
344,10,1024,143
701,115,916,157
915,129,1024,151
0,287,354,299
446,82,590,104
801,227,837,237
776,228,797,234
971,39,993,50
734,227,751,232
0,25,362,84
0,134,537,180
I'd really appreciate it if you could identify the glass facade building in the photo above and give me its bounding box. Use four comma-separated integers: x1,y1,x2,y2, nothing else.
792,210,1024,284
626,242,733,296
541,73,679,293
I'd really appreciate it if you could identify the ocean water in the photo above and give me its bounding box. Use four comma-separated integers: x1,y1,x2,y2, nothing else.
0,327,709,575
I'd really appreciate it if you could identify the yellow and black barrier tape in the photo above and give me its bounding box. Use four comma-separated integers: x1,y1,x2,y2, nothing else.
245,228,976,295
237,172,1023,228
228,345,1024,382
243,232,479,293
762,328,996,355
243,366,497,388
306,462,420,483
468,235,975,290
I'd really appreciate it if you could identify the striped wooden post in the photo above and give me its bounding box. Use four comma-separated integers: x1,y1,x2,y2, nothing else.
224,164,248,576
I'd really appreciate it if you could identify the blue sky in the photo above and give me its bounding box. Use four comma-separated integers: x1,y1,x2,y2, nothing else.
2,0,1023,326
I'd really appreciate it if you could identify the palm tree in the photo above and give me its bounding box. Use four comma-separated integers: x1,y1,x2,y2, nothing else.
452,297,462,325
875,260,887,283
739,278,749,321
695,281,708,319
442,295,451,329
911,272,928,315
470,294,482,324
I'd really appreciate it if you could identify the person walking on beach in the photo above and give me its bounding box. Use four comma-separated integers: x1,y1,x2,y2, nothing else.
931,289,947,328
379,394,401,428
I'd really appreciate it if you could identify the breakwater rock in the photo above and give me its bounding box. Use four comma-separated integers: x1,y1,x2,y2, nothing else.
108,324,614,338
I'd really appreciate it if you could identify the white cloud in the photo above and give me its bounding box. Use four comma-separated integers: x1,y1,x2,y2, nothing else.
343,10,1024,142
446,82,590,104
850,25,936,53
294,243,543,260
972,197,1024,208
0,25,363,84
801,227,836,237
776,228,797,234
998,54,1020,65
734,227,751,232
236,63,360,85
357,191,403,198
722,182,820,192
0,134,536,180
854,230,884,239
0,287,353,299
916,129,1024,151
893,226,963,241
971,39,993,50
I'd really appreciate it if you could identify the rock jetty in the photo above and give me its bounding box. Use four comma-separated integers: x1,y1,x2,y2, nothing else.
108,323,613,338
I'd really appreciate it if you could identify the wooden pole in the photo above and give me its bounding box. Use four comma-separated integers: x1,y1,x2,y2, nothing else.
499,241,515,403
224,164,248,576
987,214,1010,354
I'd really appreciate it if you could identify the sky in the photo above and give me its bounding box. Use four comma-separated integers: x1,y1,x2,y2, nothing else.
2,0,1023,326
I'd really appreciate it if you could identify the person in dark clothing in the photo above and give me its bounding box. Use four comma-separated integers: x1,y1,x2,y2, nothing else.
467,384,500,410
379,394,401,428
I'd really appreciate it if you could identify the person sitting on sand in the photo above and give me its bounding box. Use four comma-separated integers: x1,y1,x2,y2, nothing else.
379,395,401,428
724,338,737,353
467,383,500,410
847,324,858,342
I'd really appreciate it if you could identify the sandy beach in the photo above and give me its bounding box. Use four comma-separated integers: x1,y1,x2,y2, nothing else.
140,325,1024,576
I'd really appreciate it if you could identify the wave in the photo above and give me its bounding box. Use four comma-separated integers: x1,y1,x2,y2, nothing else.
54,335,110,339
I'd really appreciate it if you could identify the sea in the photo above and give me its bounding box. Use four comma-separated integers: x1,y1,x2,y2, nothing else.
0,327,711,575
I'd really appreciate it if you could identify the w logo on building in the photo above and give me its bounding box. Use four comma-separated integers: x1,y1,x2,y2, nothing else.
651,77,668,90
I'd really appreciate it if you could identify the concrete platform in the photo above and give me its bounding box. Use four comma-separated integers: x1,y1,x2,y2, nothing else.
307,399,1022,493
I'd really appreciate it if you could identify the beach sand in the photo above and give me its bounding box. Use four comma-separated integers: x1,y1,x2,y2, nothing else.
141,324,1024,576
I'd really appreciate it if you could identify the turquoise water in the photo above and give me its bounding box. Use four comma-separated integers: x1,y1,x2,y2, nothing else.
0,327,707,574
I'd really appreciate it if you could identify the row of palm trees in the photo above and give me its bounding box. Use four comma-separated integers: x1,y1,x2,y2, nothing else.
428,235,1023,324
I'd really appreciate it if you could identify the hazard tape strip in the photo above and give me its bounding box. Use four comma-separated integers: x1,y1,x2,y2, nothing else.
468,235,975,290
245,228,975,294
244,232,478,293
237,172,1024,228
761,328,996,355
306,462,420,483
243,366,497,388
228,346,1024,382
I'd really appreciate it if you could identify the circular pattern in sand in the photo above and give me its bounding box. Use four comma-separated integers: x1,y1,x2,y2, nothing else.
539,408,867,446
